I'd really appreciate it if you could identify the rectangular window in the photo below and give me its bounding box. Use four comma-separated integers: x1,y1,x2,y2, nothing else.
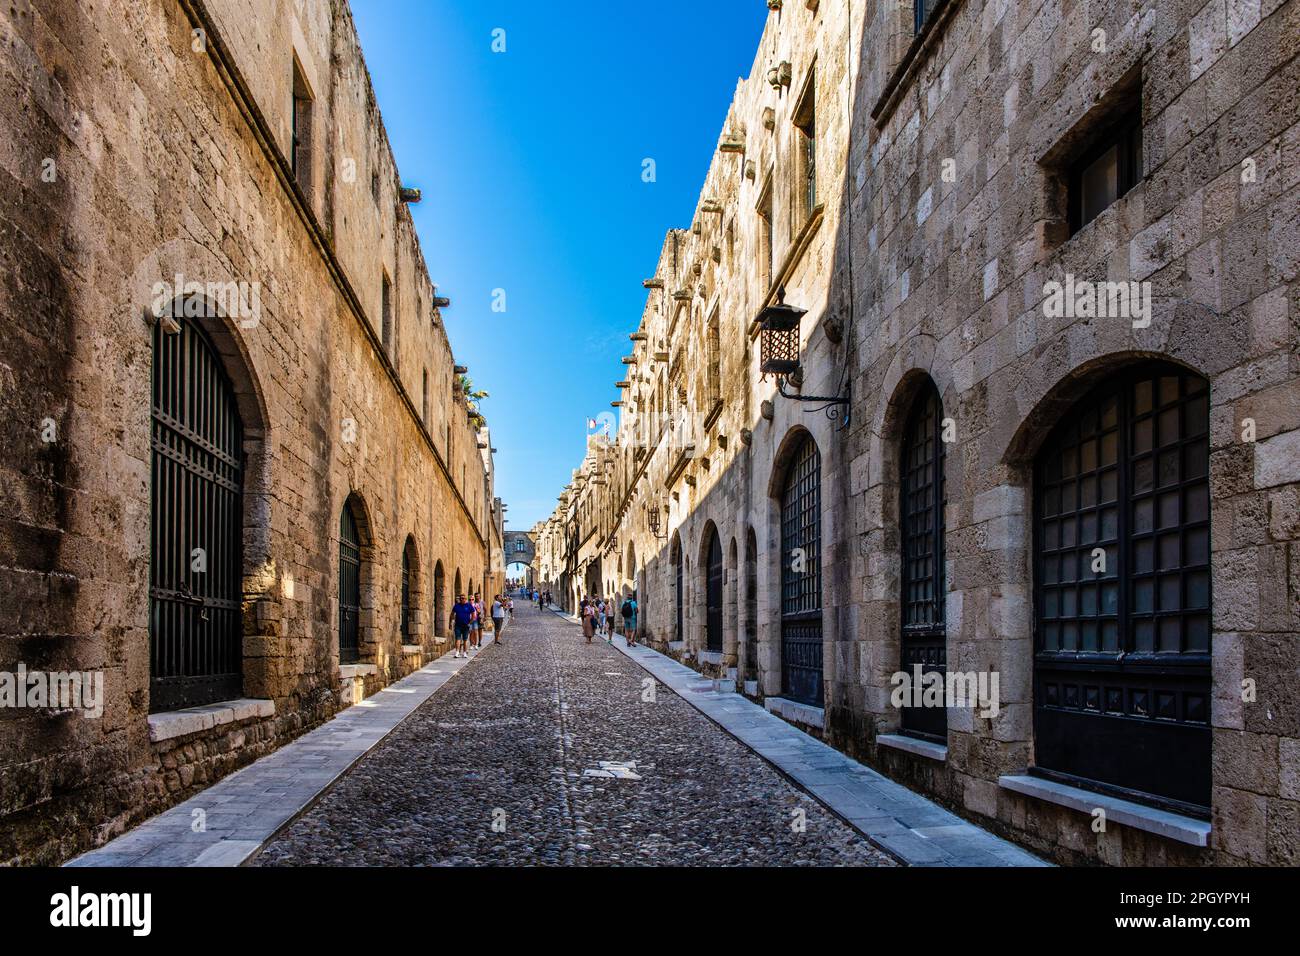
793,74,817,228
291,60,314,194
1069,108,1142,234
381,273,393,354
757,176,774,293
914,0,942,33
422,368,429,423
706,307,721,408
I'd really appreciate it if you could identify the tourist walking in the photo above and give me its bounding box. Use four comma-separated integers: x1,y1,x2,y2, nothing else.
621,593,638,647
450,593,475,658
470,594,483,649
491,595,506,645
597,598,608,640
581,599,596,644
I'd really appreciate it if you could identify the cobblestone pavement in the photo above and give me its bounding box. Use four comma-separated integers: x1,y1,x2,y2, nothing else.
255,602,895,866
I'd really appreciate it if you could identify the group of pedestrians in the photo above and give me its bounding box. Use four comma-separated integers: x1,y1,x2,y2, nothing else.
448,592,513,658
578,593,638,646
457,585,638,652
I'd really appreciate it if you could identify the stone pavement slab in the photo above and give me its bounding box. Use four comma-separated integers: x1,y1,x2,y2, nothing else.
558,610,1046,867
67,637,495,868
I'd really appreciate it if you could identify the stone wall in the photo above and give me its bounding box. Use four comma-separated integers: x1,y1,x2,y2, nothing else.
0,0,498,864
544,0,1299,865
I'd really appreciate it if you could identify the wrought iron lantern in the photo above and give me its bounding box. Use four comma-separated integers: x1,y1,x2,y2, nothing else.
646,498,666,539
758,287,805,378
757,286,852,426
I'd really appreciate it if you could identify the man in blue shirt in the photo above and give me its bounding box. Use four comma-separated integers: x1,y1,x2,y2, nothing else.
450,593,476,658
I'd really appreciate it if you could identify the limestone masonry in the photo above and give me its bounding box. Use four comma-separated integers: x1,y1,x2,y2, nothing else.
0,0,503,864
537,0,1300,865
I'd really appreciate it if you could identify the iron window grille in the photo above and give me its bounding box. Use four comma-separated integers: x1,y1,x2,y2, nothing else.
780,435,823,706
149,314,245,712
706,530,724,653
400,546,412,643
339,503,362,664
899,382,947,742
1033,363,1211,816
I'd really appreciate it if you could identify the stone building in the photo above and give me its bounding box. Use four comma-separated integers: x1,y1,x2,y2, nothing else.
543,0,1300,865
0,0,501,864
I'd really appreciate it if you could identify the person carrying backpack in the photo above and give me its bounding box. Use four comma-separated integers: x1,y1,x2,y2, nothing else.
621,594,638,647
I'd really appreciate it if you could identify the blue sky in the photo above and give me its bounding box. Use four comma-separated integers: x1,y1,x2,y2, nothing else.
351,0,768,532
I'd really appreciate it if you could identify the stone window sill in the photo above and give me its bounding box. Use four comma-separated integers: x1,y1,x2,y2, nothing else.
697,650,724,666
998,774,1211,847
148,698,275,744
338,663,378,680
764,696,825,729
401,644,421,654
877,733,948,762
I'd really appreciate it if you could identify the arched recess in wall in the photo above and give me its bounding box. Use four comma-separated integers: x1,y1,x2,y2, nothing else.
700,521,723,653
433,561,447,638
770,426,823,708
725,537,739,662
898,376,948,743
669,531,683,644
401,535,420,646
454,568,463,601
743,526,759,684
1007,355,1213,816
148,297,270,711
625,540,638,598
338,492,375,665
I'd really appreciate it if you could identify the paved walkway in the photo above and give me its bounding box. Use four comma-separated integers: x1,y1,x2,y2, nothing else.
69,601,1042,867
68,636,495,867
550,606,1046,867
254,602,893,866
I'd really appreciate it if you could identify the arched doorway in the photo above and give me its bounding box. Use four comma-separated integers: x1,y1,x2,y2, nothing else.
1032,362,1211,813
670,533,683,643
149,314,244,710
338,499,363,664
778,433,822,706
400,536,417,645
433,561,447,638
899,379,947,741
743,526,758,684
704,525,723,653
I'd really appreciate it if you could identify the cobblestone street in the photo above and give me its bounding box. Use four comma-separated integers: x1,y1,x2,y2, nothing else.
254,602,894,866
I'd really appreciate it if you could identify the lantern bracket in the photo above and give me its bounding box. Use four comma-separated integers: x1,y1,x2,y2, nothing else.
775,375,852,427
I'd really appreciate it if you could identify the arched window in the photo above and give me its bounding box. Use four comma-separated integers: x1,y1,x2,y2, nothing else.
433,562,447,638
150,314,244,710
338,500,362,664
743,527,759,685
780,434,822,706
900,381,946,741
704,526,723,652
1034,363,1211,814
671,533,683,643
400,537,416,644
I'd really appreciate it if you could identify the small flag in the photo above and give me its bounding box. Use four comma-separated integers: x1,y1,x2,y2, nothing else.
586,418,598,429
